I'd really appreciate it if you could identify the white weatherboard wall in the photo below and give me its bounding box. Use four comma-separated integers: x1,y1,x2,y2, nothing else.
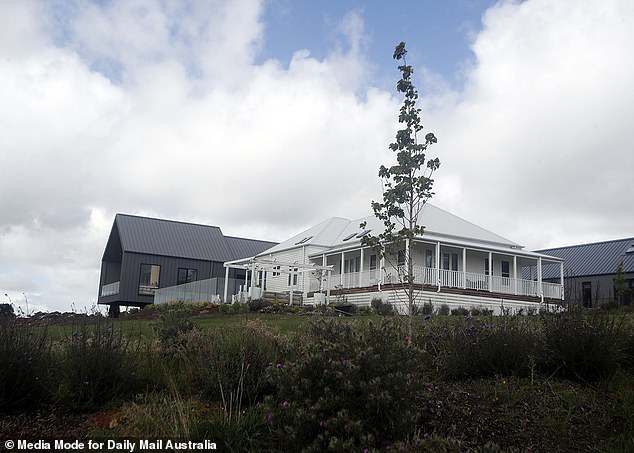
259,245,327,293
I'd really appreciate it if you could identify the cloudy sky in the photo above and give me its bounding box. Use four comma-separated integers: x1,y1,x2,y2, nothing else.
1,0,632,314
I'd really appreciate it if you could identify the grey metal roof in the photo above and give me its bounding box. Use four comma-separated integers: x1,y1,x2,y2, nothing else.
225,236,278,260
537,237,634,279
113,214,275,262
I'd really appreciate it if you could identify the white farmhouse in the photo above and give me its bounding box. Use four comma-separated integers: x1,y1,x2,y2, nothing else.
225,204,564,314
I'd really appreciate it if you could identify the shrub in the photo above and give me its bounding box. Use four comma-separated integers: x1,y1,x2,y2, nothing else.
228,302,250,314
422,316,538,379
421,300,434,315
263,318,427,451
437,304,450,316
539,309,628,381
177,320,284,407
371,298,395,315
101,391,271,451
450,307,469,316
0,303,15,320
0,320,52,411
56,320,141,411
248,298,272,312
154,302,194,352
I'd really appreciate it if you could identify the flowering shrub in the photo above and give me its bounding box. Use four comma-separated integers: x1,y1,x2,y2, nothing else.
57,320,141,411
154,302,194,352
0,319,52,411
420,316,537,379
539,309,628,381
175,320,285,407
263,318,428,451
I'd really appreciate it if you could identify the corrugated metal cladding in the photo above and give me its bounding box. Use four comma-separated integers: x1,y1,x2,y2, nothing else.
113,214,257,262
537,237,634,279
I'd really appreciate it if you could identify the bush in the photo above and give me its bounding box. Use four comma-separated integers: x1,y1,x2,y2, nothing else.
263,318,427,451
421,300,435,315
371,298,395,315
0,303,15,320
539,309,628,381
0,320,52,411
249,298,272,312
154,303,194,352
422,316,538,379
437,304,450,316
56,320,141,411
450,307,469,316
176,320,284,407
102,391,271,451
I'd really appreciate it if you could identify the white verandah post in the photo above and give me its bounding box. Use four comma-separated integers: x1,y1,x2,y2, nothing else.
436,241,441,291
537,257,543,302
340,252,345,287
360,247,365,287
462,247,467,289
560,261,565,300
513,256,518,295
488,251,493,293
223,265,230,303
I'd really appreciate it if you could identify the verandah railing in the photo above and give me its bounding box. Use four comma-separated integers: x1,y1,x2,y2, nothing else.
310,266,562,299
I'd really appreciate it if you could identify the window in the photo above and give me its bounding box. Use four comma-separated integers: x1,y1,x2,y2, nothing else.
425,249,433,268
582,281,592,308
344,257,360,273
485,258,490,276
397,250,406,266
273,265,280,277
369,254,377,270
295,236,313,245
443,253,458,271
342,232,356,241
501,261,510,278
177,268,198,285
288,267,298,286
356,229,372,238
139,264,160,295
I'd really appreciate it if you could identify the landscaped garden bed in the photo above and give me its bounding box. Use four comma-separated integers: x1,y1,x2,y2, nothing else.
2,302,633,452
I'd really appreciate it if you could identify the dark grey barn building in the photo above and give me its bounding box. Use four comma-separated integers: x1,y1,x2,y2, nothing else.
97,214,277,316
538,237,634,307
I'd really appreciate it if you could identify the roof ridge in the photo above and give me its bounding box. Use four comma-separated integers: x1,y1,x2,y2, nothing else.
116,213,222,230
538,237,634,251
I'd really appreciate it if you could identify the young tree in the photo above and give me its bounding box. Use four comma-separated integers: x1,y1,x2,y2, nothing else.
613,260,631,307
361,42,440,343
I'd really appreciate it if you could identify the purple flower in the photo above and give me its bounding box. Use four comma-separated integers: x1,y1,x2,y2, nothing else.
424,314,431,320
282,400,289,409
344,423,350,431
319,420,326,428
265,412,273,421
276,362,283,369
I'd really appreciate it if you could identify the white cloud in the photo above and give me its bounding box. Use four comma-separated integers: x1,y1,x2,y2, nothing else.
429,0,634,249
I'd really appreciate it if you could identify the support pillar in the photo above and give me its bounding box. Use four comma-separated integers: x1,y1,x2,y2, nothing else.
360,247,365,287
340,252,345,286
513,256,518,295
560,261,565,300
537,257,543,302
223,265,230,303
488,251,493,292
436,241,441,291
462,247,467,289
